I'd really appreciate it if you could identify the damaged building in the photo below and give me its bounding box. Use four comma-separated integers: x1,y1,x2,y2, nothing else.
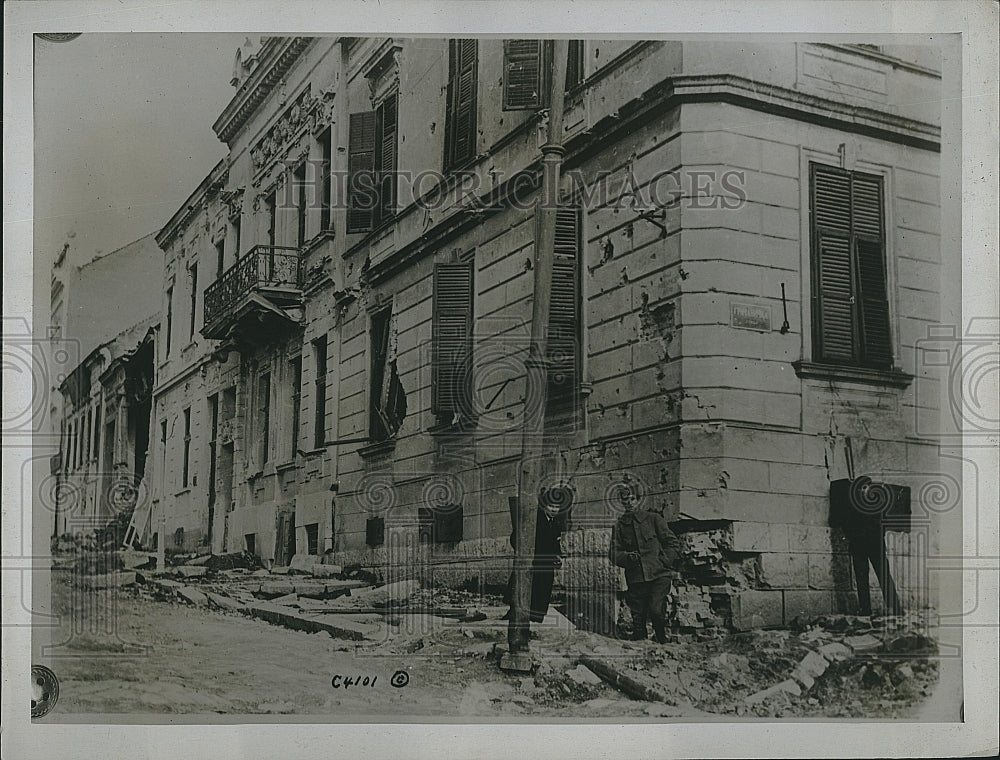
148,37,950,632
49,234,161,540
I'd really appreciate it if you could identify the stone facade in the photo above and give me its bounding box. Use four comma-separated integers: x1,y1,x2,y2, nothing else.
150,38,950,629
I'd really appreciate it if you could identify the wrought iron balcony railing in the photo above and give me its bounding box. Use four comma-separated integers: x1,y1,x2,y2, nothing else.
203,245,302,328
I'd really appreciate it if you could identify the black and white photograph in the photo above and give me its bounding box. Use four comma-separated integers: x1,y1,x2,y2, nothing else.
3,1,997,758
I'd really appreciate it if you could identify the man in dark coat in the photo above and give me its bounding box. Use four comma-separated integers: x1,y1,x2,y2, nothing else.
610,491,681,643
504,485,572,624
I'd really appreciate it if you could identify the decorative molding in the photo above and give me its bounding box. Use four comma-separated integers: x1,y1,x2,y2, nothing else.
792,360,914,389
214,37,315,144
250,84,314,177
364,42,402,104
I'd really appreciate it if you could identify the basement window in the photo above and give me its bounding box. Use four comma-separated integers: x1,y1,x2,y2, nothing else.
305,523,319,555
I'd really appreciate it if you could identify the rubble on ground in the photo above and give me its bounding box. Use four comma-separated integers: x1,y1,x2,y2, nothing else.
54,538,942,718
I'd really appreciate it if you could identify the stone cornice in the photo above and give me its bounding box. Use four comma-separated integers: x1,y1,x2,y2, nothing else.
664,74,940,152
213,36,315,145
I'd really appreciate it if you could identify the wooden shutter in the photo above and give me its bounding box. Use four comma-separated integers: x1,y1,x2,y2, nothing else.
503,40,548,110
547,206,580,411
811,164,857,364
376,94,398,224
347,110,376,233
446,39,478,169
852,172,891,368
432,261,473,417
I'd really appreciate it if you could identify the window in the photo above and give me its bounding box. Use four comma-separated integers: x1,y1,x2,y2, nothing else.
245,533,256,555
431,254,474,423
502,40,583,111
232,214,242,260
182,407,192,488
305,522,319,555
294,162,307,248
347,92,398,233
444,39,478,171
313,336,327,448
369,307,406,442
188,264,198,339
289,355,302,459
159,419,167,493
265,190,277,248
566,39,585,90
810,163,892,370
320,126,333,232
547,205,583,416
258,371,271,464
216,238,225,278
164,286,173,359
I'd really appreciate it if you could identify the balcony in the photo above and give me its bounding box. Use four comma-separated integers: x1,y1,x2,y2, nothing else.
202,245,304,342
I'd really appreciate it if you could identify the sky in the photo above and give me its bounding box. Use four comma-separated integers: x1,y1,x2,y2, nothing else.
33,33,247,275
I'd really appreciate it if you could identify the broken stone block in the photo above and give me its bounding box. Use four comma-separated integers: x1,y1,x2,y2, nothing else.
817,642,852,662
175,565,208,578
288,555,315,575
352,579,420,606
792,671,815,691
797,651,829,679
891,664,914,685
205,592,243,612
745,678,801,705
251,568,270,577
565,664,603,686
176,586,209,606
883,633,937,655
259,581,295,597
843,634,882,654
310,564,343,577
270,566,290,575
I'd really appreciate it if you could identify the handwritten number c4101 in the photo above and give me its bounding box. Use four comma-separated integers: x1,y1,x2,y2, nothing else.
331,674,377,689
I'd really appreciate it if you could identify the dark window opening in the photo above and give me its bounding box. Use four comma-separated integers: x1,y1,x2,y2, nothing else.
305,522,319,555
181,407,192,488
258,371,271,464
313,336,327,449
294,162,308,248
289,355,302,459
245,533,256,555
418,505,464,544
366,517,385,546
369,307,406,442
164,286,173,358
320,127,333,232
215,238,225,278
188,264,198,339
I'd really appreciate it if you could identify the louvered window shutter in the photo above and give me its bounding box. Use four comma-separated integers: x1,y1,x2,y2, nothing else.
376,94,398,225
503,40,548,111
810,164,891,369
347,111,376,233
812,165,856,364
432,261,474,418
851,173,892,369
547,206,581,411
446,40,478,170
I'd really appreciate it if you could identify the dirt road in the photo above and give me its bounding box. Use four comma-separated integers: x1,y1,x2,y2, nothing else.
37,570,945,720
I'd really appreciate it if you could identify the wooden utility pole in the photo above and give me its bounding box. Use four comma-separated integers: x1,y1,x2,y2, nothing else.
502,40,570,672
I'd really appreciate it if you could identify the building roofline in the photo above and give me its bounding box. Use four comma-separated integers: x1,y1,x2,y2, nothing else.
155,159,229,249
213,36,316,145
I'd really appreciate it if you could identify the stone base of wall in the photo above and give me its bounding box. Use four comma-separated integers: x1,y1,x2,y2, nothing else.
324,519,928,633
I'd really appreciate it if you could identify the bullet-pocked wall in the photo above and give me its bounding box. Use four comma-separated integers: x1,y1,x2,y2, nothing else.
150,37,948,630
